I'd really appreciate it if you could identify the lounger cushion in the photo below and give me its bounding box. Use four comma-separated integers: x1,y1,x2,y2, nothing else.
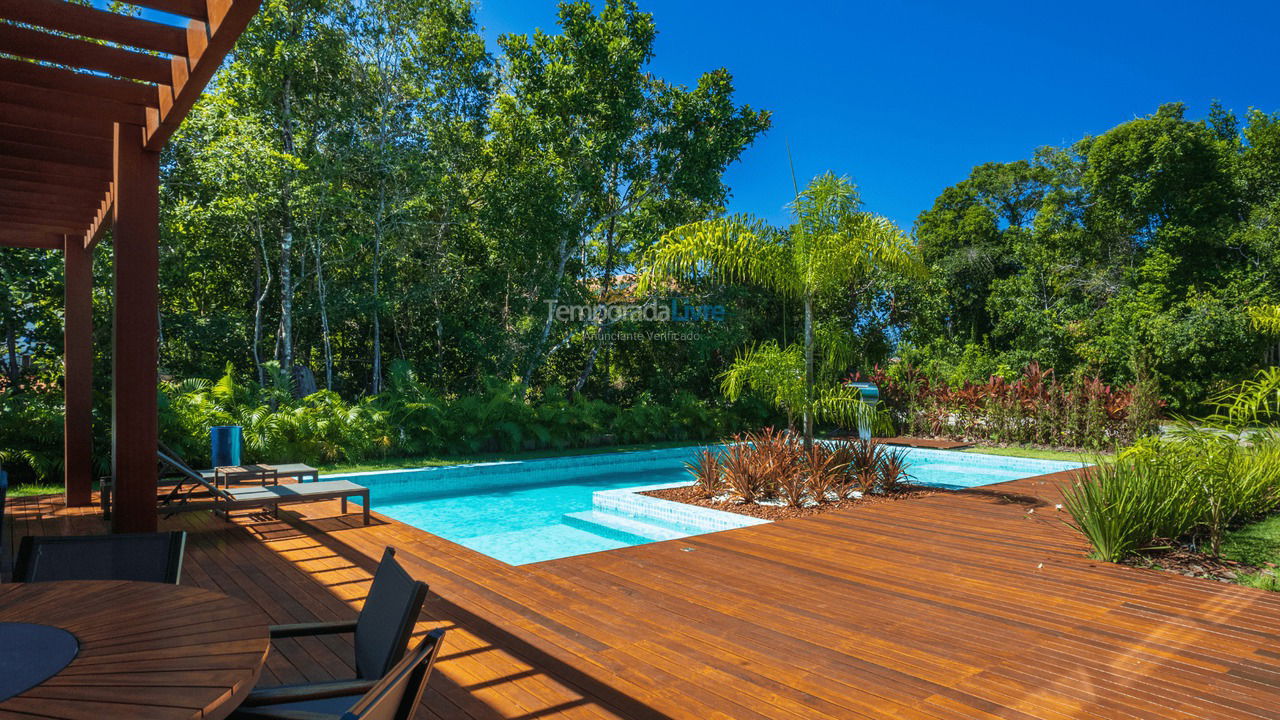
225,480,366,502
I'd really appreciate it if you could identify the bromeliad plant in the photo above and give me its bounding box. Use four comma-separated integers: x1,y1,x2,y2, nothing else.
686,447,725,499
688,431,918,507
638,172,927,450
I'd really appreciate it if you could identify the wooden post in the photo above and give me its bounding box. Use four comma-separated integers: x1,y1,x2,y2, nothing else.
111,123,160,533
63,235,94,506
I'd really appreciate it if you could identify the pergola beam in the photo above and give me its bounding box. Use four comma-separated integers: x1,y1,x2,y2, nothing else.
0,202,97,222
4,0,190,56
0,124,114,158
0,218,91,234
0,58,160,109
125,0,210,21
0,138,111,169
0,101,115,138
0,81,151,125
0,231,62,249
0,153,114,183
1,166,112,192
0,24,174,85
0,177,108,202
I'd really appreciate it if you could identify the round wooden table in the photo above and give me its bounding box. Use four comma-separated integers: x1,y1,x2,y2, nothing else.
0,580,270,720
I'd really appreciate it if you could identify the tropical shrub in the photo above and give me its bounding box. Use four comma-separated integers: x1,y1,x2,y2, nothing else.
877,447,913,493
1063,368,1280,561
854,361,1162,449
721,442,770,503
686,448,724,499
697,431,916,506
803,443,844,503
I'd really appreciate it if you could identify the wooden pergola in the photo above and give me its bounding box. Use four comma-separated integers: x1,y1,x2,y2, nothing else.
0,0,261,532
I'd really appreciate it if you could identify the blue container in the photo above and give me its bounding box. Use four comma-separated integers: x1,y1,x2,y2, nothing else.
210,425,242,467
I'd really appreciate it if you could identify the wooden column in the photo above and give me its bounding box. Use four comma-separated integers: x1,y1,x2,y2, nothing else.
111,123,160,533
63,235,94,506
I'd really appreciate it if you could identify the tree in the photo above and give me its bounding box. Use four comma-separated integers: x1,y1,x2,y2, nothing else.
637,172,926,448
485,0,769,391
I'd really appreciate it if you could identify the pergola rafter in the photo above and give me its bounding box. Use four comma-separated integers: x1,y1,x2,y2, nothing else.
0,0,262,532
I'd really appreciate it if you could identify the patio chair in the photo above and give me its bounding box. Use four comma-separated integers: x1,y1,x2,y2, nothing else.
13,531,186,584
239,548,430,710
154,447,371,525
230,629,446,720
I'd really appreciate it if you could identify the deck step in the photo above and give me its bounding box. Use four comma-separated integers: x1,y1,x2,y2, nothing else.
561,510,688,545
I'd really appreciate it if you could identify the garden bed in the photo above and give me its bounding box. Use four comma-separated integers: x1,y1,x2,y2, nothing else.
1123,545,1279,588
642,484,940,521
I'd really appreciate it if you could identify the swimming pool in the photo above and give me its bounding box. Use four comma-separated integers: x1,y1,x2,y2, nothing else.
329,446,1082,565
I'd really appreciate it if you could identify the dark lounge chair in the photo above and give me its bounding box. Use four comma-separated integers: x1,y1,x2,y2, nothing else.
238,548,430,709
13,531,186,584
101,443,319,518
154,447,371,525
231,629,446,720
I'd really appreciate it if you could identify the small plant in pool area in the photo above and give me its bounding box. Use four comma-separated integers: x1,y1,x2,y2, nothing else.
803,443,845,504
878,447,913,493
686,448,724,499
721,441,770,503
683,430,928,512
775,454,809,508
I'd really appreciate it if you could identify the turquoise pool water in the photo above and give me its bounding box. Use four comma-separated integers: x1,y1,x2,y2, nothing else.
330,446,1082,565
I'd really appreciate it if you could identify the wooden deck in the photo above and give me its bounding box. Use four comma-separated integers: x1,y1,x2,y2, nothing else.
6,468,1280,720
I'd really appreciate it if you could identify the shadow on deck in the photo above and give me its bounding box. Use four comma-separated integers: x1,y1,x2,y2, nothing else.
7,467,1280,719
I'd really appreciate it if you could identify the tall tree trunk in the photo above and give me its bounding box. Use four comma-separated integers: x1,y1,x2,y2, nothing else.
251,228,267,385
803,293,814,451
278,74,296,381
519,234,573,390
573,211,618,396
313,237,333,390
371,187,384,394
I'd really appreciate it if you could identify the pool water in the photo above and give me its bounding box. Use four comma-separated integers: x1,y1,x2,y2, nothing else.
331,446,1082,565
370,468,692,565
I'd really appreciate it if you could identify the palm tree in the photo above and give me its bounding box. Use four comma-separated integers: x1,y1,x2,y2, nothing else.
637,172,925,449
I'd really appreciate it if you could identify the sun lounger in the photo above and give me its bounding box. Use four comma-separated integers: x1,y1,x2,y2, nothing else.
101,444,320,518
151,447,370,524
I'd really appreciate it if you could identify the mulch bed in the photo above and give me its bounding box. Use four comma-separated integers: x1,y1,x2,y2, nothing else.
642,485,941,521
1123,545,1279,585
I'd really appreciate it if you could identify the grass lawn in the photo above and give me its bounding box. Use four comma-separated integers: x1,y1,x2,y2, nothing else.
6,482,62,498
962,445,1107,464
319,439,702,474
1222,515,1280,591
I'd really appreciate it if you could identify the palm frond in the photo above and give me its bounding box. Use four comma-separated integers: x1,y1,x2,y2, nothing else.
718,341,806,414
636,215,799,297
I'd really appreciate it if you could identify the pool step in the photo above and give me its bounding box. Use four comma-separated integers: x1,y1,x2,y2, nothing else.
562,510,689,545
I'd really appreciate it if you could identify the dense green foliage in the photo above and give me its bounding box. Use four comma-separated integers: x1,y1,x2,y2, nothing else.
155,362,772,470
903,103,1280,409
1062,368,1280,562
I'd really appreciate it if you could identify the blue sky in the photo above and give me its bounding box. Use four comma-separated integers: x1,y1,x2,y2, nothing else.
476,0,1280,230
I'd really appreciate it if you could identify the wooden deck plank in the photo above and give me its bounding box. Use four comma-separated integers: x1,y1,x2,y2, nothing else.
7,465,1280,719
